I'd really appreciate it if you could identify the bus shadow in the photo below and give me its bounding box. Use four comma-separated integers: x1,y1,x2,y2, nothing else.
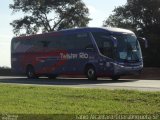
0,77,139,86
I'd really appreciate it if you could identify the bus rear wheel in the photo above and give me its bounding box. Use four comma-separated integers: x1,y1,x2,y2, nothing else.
26,66,37,79
85,66,97,80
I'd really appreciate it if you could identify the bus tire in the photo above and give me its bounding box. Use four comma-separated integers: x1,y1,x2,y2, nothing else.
26,65,37,79
85,66,97,80
111,76,120,81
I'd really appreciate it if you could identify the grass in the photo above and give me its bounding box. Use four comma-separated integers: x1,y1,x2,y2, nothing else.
0,84,159,119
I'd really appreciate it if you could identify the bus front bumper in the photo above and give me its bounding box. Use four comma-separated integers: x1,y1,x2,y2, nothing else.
113,63,143,76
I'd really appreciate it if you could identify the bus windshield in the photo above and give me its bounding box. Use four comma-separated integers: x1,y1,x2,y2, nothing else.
93,32,142,62
114,34,142,62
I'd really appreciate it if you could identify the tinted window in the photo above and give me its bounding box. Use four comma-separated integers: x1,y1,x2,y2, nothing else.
48,33,93,50
12,32,93,52
76,33,93,49
92,32,114,58
11,39,21,52
11,38,34,52
65,33,93,50
47,36,65,50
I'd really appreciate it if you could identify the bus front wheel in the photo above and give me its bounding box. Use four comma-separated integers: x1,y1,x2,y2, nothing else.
26,66,37,79
85,66,97,80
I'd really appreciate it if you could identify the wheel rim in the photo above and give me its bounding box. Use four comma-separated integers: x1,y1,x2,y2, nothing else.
88,68,95,78
28,70,33,78
27,67,35,78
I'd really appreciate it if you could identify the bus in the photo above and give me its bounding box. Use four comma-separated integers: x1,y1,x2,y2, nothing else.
11,27,145,80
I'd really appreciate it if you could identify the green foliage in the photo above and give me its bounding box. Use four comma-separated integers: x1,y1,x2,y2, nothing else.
104,0,160,34
104,0,160,67
0,85,160,114
10,0,91,36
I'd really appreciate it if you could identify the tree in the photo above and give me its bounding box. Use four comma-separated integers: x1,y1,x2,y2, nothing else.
104,0,160,34
10,0,91,36
103,0,160,67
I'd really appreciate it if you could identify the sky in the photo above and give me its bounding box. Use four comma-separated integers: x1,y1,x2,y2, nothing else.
0,0,127,67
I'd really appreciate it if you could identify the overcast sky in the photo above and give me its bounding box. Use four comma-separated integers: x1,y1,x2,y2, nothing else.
0,0,127,67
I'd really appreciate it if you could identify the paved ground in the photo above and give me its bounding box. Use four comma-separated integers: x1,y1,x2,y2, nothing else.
0,76,160,91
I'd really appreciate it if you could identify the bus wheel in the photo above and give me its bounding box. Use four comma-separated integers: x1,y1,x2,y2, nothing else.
85,66,97,80
111,76,120,81
26,66,37,79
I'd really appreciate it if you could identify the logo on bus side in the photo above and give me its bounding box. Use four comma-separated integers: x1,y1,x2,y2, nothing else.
60,53,88,60
79,53,88,59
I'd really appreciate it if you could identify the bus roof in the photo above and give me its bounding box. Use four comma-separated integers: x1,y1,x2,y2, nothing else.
60,27,134,34
13,27,134,40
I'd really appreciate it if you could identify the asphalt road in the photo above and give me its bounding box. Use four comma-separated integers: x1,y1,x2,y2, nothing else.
0,76,160,91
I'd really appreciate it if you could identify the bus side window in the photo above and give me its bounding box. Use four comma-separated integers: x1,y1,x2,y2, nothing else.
12,40,21,52
40,41,50,47
48,36,64,50
102,40,113,58
12,41,20,51
76,33,93,50
64,34,77,50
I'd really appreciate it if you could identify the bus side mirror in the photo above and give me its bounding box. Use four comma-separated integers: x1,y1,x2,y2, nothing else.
138,37,148,48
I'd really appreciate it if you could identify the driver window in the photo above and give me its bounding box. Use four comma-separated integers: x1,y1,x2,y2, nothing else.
101,37,113,58
92,32,114,58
